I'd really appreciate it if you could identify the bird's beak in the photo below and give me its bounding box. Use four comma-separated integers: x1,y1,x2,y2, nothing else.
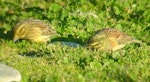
13,38,18,43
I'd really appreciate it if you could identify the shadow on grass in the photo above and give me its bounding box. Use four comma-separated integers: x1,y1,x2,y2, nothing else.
0,28,12,40
21,51,40,58
51,35,85,46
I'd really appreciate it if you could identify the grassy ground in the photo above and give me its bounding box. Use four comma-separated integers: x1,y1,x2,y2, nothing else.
0,0,150,82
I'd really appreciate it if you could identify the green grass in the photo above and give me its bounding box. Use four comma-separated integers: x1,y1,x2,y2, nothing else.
0,0,150,82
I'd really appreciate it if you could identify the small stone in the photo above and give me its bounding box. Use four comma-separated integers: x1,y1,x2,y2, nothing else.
0,63,21,82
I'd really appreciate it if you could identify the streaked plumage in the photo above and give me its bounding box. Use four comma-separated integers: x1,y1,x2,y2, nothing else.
12,18,58,43
87,28,142,51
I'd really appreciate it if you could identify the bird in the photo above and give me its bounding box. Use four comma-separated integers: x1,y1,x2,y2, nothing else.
86,28,142,51
12,18,58,43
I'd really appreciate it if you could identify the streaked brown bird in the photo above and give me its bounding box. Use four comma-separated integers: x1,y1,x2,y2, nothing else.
12,18,58,43
87,28,142,51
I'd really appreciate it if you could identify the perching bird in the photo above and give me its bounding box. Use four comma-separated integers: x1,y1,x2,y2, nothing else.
86,28,142,51
12,18,58,43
